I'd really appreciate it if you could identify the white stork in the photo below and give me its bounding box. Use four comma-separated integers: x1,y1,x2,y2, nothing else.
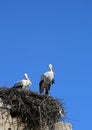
13,73,32,89
39,64,55,95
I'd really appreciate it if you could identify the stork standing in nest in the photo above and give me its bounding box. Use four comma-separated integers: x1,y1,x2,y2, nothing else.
13,73,32,90
39,64,55,95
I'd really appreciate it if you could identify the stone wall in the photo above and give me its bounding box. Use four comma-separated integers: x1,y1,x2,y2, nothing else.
0,107,72,130
0,107,25,130
45,122,72,130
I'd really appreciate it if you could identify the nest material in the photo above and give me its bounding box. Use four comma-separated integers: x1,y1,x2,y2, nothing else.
0,87,64,130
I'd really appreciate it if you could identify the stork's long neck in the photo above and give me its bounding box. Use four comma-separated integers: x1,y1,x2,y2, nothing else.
25,77,29,80
49,68,54,79
25,76,32,85
50,68,54,73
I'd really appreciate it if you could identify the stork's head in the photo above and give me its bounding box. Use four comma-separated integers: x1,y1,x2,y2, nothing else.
49,64,54,71
24,73,32,86
24,73,29,80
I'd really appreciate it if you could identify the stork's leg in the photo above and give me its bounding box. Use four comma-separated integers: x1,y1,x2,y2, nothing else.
45,87,49,95
39,80,44,94
39,85,44,94
45,84,50,95
48,85,50,90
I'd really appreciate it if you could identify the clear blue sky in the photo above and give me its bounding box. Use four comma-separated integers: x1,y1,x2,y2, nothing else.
0,0,92,130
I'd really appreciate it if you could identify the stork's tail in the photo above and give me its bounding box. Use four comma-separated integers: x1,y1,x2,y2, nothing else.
52,79,55,84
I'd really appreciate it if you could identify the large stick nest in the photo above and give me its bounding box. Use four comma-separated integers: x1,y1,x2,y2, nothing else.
0,87,65,130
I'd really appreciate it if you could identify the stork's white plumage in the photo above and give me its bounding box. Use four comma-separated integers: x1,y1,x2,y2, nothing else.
13,73,32,89
39,64,55,95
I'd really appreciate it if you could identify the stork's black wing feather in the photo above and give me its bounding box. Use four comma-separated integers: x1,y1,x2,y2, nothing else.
13,82,23,89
